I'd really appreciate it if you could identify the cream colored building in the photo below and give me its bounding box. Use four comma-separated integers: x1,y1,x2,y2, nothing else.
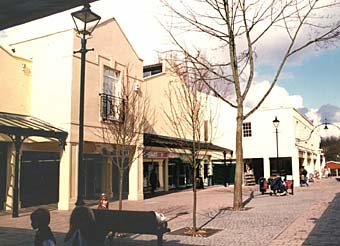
143,62,233,191
0,17,145,212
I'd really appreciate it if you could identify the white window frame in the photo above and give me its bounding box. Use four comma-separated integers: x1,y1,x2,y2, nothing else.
102,66,123,121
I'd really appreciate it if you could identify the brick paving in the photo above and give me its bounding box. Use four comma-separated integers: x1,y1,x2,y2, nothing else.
1,178,340,245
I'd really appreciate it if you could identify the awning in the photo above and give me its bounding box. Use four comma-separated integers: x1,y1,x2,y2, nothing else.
144,133,232,154
0,111,68,218
0,0,98,31
0,111,68,142
325,161,340,169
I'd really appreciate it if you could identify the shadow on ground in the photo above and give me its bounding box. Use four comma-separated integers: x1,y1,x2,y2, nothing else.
303,192,340,245
0,227,65,246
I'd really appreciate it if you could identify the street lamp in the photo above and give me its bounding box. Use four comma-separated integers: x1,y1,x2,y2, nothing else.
71,4,101,206
273,116,280,172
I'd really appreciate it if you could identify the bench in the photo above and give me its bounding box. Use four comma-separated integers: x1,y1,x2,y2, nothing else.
259,178,294,195
93,209,170,246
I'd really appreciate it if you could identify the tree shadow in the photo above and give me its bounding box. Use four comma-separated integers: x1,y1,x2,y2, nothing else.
197,190,254,229
303,192,340,245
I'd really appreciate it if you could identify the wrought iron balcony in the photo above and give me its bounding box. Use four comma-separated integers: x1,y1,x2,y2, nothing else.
99,93,125,122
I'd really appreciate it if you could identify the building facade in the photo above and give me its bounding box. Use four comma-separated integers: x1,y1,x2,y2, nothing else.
241,107,324,185
143,62,233,192
0,17,145,212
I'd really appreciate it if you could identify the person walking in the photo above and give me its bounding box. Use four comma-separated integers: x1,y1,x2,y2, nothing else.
150,169,158,194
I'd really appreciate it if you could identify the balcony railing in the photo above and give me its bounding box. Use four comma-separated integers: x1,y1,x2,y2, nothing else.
99,93,126,122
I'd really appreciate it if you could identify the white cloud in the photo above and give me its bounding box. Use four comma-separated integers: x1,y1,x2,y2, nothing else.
244,80,304,110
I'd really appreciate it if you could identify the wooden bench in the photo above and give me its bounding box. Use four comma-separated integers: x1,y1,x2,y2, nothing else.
93,209,170,246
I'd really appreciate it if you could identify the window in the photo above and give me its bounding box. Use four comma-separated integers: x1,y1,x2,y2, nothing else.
243,122,252,137
103,67,121,97
100,67,124,121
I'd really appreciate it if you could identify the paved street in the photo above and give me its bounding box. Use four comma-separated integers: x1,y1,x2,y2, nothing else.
1,177,340,245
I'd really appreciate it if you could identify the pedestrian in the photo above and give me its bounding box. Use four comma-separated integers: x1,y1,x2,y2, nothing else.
150,169,158,194
97,193,109,210
30,208,56,246
300,166,309,186
64,206,97,246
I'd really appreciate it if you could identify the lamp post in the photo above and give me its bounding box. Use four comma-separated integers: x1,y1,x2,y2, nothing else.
223,151,227,187
71,4,100,206
273,116,280,172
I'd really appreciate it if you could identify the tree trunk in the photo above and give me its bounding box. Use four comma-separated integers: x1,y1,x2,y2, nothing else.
233,106,244,210
192,159,197,235
118,169,124,210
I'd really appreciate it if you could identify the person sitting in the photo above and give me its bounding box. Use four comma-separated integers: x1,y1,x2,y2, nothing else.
270,176,287,195
30,208,56,246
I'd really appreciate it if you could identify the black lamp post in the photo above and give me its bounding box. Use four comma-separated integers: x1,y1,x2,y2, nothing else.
223,151,227,186
273,116,280,171
71,4,100,206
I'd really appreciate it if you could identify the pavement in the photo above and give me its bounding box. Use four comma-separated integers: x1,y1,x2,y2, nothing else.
1,177,340,246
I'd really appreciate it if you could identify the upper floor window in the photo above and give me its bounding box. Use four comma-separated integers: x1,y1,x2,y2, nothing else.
100,67,124,122
103,67,121,97
243,122,252,137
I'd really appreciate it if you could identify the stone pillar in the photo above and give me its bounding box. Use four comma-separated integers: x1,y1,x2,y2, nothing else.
128,146,144,201
164,159,169,192
263,158,271,179
158,160,164,190
5,145,15,211
58,143,75,210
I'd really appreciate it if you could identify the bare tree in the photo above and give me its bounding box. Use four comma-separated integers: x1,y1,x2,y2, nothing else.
163,57,218,235
98,69,151,210
161,0,340,210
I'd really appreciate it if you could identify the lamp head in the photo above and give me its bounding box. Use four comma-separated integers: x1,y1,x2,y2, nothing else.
324,123,328,130
71,4,101,36
273,116,280,129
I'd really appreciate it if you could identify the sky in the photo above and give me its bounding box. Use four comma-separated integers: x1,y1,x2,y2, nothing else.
1,0,340,134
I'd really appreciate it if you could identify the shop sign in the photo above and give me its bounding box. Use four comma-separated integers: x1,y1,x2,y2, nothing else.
144,151,168,158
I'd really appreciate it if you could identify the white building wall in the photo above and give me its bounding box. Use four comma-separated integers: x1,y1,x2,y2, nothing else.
10,30,74,131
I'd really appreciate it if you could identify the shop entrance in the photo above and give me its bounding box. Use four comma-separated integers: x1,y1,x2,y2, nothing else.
20,151,60,208
143,162,159,193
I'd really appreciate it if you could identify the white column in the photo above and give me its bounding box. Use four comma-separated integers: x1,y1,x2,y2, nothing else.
263,158,271,179
128,146,144,201
58,143,71,210
158,160,164,190
292,148,300,187
164,158,169,191
5,145,15,211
